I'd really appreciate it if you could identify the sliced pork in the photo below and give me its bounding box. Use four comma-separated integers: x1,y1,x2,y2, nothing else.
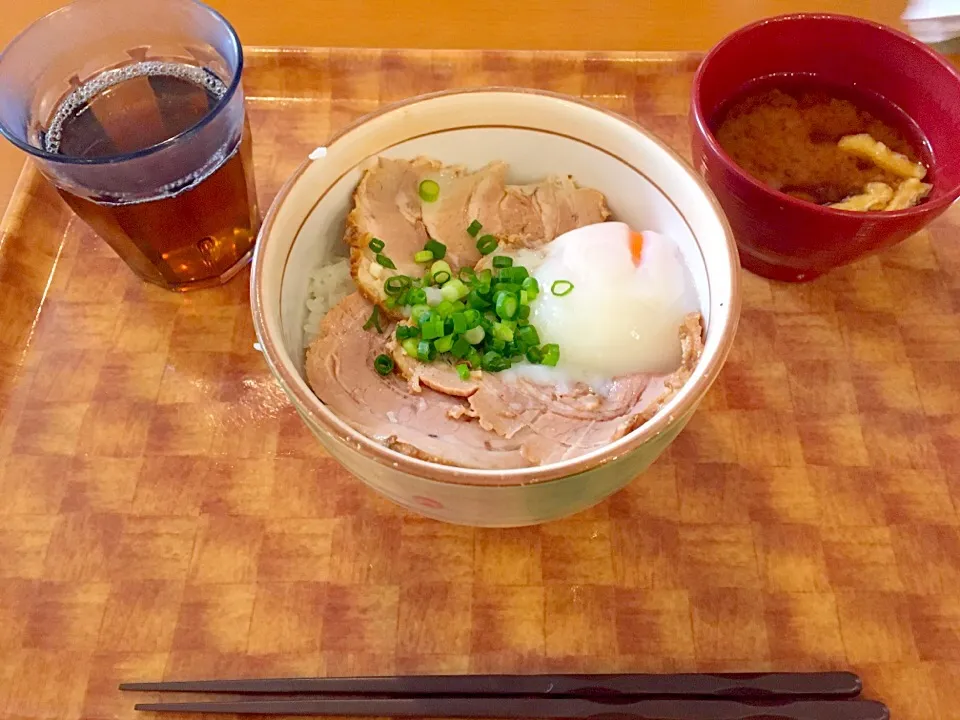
496,176,610,247
420,162,509,269
389,339,479,398
305,293,528,469
467,312,703,464
346,158,610,316
387,309,704,466
346,157,438,315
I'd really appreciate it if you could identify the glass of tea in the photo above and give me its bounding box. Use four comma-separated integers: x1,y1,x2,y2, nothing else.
0,0,259,291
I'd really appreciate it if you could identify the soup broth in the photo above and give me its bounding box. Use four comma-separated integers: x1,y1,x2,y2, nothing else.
712,75,932,206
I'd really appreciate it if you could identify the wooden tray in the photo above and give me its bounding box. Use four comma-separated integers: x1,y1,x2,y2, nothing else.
1,47,959,720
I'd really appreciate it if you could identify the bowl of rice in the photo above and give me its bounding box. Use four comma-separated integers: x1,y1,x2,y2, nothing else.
251,88,740,526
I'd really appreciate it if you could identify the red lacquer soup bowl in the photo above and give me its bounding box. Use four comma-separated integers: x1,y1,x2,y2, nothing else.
691,13,960,282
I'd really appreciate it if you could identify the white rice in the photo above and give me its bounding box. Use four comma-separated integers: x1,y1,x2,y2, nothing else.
302,258,354,347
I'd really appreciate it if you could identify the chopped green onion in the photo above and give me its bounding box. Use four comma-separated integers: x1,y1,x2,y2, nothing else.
370,249,557,375
424,286,443,307
410,303,430,324
492,322,514,343
375,253,396,270
419,312,445,340
417,340,437,362
482,351,511,372
493,282,521,295
362,306,383,333
541,343,560,366
384,275,411,296
424,239,447,260
516,325,541,347
441,278,469,302
419,179,440,203
466,219,483,237
368,237,385,253
430,260,452,286
451,337,472,358
551,279,574,296
396,324,419,340
463,326,485,345
465,347,482,369
407,288,427,305
476,234,498,255
402,337,419,357
499,266,529,283
374,354,395,376
495,291,518,320
467,290,490,310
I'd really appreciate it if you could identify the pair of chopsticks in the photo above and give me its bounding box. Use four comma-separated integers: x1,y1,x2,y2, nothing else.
121,672,889,719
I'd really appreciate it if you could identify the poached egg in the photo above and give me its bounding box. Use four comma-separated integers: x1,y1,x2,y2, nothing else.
498,222,699,381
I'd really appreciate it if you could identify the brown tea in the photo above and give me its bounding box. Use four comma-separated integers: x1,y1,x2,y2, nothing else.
46,62,259,290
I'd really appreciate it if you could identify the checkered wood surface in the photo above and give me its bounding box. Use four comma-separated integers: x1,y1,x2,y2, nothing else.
1,48,959,719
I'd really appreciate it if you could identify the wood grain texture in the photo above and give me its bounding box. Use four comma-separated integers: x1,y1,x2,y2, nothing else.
2,47,960,720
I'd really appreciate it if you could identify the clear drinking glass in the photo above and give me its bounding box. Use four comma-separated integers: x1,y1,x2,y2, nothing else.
0,0,260,291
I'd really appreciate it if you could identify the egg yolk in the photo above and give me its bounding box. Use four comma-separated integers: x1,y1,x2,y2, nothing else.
629,231,644,266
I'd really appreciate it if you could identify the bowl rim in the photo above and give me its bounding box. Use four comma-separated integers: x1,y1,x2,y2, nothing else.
251,86,741,487
691,11,960,219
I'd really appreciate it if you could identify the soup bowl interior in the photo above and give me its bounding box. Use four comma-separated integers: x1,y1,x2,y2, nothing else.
691,13,960,282
252,89,739,525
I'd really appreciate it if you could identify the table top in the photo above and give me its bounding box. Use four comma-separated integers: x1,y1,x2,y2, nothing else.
0,0,913,213
2,46,960,719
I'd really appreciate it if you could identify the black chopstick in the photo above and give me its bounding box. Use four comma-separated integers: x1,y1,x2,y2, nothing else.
132,696,889,720
120,671,862,699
